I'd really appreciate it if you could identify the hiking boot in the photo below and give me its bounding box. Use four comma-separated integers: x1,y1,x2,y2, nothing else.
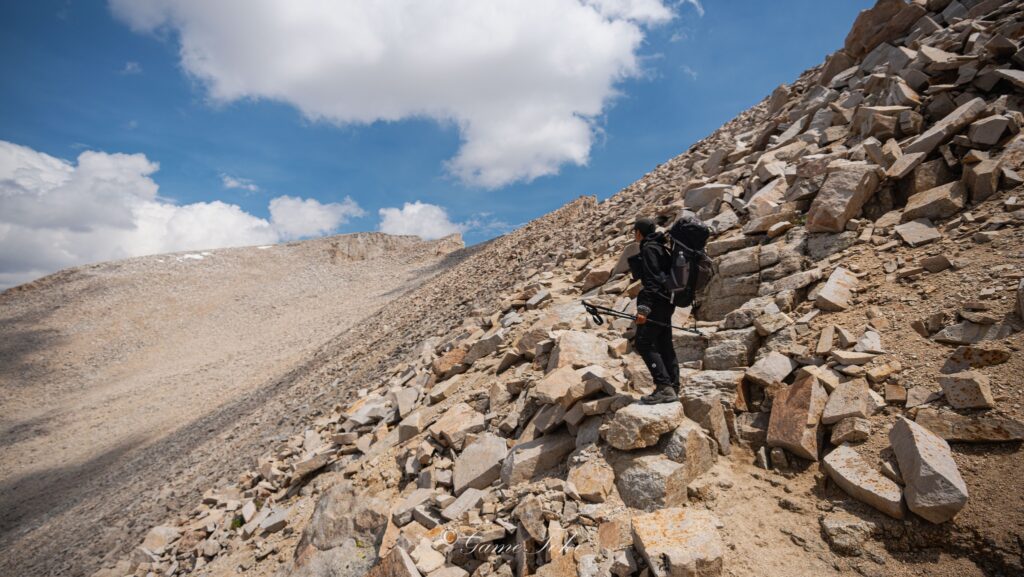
640,386,679,405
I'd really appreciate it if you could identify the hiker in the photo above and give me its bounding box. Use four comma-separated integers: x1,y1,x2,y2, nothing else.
628,217,681,404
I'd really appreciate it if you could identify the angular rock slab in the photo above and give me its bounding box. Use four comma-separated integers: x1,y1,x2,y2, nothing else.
567,458,615,503
453,432,508,495
600,401,684,450
889,417,968,524
501,433,576,486
767,373,828,461
816,267,858,311
895,218,941,247
744,351,796,387
822,379,874,425
428,403,484,449
659,418,717,484
612,452,689,511
823,444,904,519
631,508,724,577
548,331,610,371
936,371,994,409
915,408,1024,443
806,163,882,233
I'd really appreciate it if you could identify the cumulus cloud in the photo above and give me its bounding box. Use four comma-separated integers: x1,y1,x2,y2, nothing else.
378,202,465,240
269,195,365,240
221,173,260,192
378,201,511,240
0,140,363,288
108,0,674,188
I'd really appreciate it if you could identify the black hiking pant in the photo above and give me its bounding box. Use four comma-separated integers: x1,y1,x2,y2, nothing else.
635,300,679,389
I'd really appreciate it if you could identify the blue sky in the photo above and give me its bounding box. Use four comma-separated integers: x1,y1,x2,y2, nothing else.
0,0,872,287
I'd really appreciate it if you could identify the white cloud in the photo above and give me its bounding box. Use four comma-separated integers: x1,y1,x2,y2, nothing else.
269,195,365,240
378,202,465,240
120,61,142,74
0,140,363,288
680,65,698,80
221,173,259,192
108,0,674,188
378,201,511,240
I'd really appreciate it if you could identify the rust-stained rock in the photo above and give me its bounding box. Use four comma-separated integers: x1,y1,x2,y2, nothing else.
915,409,1024,443
631,508,724,577
767,373,828,461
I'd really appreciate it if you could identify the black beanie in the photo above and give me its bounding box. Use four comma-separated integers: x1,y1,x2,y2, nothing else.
634,217,656,237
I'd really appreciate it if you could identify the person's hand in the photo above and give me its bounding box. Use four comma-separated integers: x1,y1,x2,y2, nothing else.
636,305,650,325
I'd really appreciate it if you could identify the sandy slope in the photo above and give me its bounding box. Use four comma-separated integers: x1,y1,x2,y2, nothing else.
0,232,462,575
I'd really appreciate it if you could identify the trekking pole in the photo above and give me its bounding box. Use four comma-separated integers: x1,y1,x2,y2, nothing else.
581,300,702,335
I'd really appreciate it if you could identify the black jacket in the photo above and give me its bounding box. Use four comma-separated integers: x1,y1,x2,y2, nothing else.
627,231,672,315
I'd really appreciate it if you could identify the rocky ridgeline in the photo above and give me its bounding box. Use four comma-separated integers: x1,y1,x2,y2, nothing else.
96,1,1024,576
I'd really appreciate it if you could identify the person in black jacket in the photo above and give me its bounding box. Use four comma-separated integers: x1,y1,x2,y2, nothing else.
627,217,680,404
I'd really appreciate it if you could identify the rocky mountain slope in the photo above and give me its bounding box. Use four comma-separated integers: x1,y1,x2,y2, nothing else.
22,1,1024,577
0,232,463,576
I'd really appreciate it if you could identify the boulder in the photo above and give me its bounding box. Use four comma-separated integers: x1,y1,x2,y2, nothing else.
889,417,968,524
141,526,181,552
440,487,485,521
684,183,733,212
428,403,484,450
432,348,467,378
895,218,941,247
612,452,689,511
915,408,1024,443
294,483,389,560
533,366,582,405
600,402,684,450
631,508,724,577
831,417,872,444
410,539,445,574
744,351,795,387
901,181,966,222
767,373,828,461
964,159,1003,203
681,392,731,455
816,267,858,311
501,433,576,486
943,344,1011,373
659,418,717,483
365,546,422,577
453,433,508,495
464,331,504,365
904,97,986,156
932,321,1013,345
548,331,610,370
936,371,994,409
568,459,616,503
704,328,759,370
581,266,613,292
886,151,926,179
822,379,875,425
968,115,1008,147
806,163,883,233
823,445,904,519
526,290,552,310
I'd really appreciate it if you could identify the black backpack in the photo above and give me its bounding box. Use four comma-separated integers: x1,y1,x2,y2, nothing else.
664,216,714,307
